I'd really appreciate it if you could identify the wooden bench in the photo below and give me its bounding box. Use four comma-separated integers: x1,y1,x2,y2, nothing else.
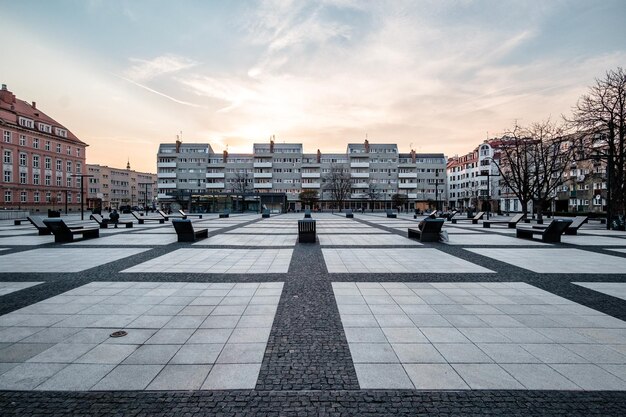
386,209,397,218
408,218,445,242
298,219,316,243
483,213,525,229
262,209,270,218
90,213,133,229
443,211,458,221
451,211,485,224
516,219,572,243
219,210,230,218
172,219,208,242
587,217,607,225
13,218,28,226
345,209,354,218
303,209,312,219
132,211,165,224
28,216,54,235
179,209,202,219
43,218,99,243
531,216,588,236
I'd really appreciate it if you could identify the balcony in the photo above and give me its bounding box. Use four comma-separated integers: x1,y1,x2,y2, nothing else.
254,172,273,179
157,172,176,178
157,182,176,189
301,172,320,178
399,182,417,188
254,183,273,189
351,182,368,188
157,162,176,168
350,172,369,178
206,182,225,189
301,183,321,189
350,162,370,168
205,172,225,178
398,172,417,179
253,162,272,168
351,193,367,199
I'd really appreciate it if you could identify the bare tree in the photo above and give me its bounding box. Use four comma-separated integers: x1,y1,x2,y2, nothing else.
567,67,626,220
230,171,252,194
526,120,574,221
299,190,319,209
322,163,351,210
365,179,381,211
492,125,535,217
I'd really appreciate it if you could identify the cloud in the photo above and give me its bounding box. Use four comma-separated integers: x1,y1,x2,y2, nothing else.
124,54,197,82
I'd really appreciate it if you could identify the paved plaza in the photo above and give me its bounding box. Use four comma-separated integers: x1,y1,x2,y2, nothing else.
0,212,626,415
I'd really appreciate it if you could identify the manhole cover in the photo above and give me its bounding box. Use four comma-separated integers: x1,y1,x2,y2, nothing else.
110,330,128,338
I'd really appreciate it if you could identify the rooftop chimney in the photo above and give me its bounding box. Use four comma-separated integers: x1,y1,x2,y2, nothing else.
410,149,416,163
223,150,228,163
269,135,275,153
316,149,321,163
0,84,15,105
364,139,370,153
175,136,181,153
31,101,36,109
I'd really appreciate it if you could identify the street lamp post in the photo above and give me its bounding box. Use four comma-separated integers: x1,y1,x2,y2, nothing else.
71,174,94,220
139,182,154,213
479,158,497,220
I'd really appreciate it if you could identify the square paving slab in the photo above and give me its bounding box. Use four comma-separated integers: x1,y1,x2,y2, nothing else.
323,248,493,273
319,234,420,246
466,248,626,274
0,281,283,390
0,248,149,272
69,233,178,246
122,248,293,274
194,234,297,247
573,283,626,301
334,282,626,390
0,282,43,296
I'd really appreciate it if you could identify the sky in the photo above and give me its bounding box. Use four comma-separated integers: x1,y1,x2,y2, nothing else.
1,0,625,173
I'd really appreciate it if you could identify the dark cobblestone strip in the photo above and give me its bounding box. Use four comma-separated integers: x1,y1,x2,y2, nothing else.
255,240,359,390
1,389,625,416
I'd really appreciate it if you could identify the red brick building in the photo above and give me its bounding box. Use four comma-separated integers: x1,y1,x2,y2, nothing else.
0,84,87,213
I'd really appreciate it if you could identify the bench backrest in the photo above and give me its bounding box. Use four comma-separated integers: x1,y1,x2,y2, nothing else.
345,209,353,214
263,209,270,215
28,216,48,230
473,211,485,220
510,213,525,223
427,211,437,219
386,209,394,215
172,219,194,234
569,216,588,229
298,219,316,232
545,219,573,235
90,213,104,223
131,211,142,219
43,218,71,234
158,210,169,217
304,209,311,215
178,209,187,216
422,218,445,233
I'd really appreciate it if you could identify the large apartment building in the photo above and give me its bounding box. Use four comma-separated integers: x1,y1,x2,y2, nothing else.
86,163,157,210
157,139,447,212
0,84,87,213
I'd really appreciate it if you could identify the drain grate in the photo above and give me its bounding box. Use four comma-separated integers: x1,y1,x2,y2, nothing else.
110,330,128,338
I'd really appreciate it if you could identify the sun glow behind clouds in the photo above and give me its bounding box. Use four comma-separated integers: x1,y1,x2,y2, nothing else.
0,0,625,172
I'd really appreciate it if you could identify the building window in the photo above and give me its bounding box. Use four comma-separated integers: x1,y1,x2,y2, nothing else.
66,161,72,172
45,175,51,186
45,141,51,151
37,123,51,134
56,176,62,186
19,135,26,146
33,138,39,149
19,153,26,166
33,155,40,168
20,172,27,184
56,159,62,171
33,173,40,185
76,148,80,157
67,146,71,155
76,162,81,173
67,177,72,187
46,192,51,202
67,192,72,203
3,131,11,143
34,192,40,203
54,127,67,138
45,157,51,169
3,150,11,163
3,170,11,182
56,143,61,153
20,191,27,203
4,190,11,203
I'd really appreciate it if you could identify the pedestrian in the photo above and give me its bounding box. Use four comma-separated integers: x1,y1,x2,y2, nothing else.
109,209,120,228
